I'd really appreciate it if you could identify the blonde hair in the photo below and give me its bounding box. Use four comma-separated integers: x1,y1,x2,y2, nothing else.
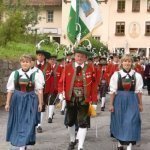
120,54,133,69
20,54,32,62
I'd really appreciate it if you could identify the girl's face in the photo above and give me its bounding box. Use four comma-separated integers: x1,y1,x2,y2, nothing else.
20,59,31,71
74,53,87,65
122,59,132,71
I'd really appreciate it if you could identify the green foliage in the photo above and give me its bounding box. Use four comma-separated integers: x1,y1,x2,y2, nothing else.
0,1,39,46
0,41,67,60
81,36,108,55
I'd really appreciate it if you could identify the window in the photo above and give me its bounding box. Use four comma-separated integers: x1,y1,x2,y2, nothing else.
47,10,53,22
132,0,140,12
93,36,101,41
115,48,125,55
147,0,150,12
115,22,125,36
117,0,125,12
53,37,60,44
145,22,150,36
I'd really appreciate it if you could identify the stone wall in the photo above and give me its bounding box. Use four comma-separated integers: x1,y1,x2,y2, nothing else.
0,59,20,106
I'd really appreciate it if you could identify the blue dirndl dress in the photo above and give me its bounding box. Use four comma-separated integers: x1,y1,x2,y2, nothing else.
6,70,40,147
110,72,141,145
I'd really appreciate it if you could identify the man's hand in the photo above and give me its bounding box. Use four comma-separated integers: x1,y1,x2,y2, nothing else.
58,91,65,101
92,104,97,111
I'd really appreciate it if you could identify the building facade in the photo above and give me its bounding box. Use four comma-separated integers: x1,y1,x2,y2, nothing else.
61,0,150,58
2,0,150,58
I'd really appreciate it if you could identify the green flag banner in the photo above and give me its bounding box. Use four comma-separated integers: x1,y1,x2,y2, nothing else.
67,0,102,44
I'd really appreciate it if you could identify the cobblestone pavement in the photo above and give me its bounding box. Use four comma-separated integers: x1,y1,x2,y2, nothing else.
0,89,150,150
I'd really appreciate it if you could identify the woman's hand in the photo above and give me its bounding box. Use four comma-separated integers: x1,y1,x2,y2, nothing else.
109,105,114,112
5,104,10,112
139,104,143,112
38,104,43,112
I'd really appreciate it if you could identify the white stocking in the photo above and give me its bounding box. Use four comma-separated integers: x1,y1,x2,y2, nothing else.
48,105,55,118
78,128,87,150
127,143,132,150
68,125,75,142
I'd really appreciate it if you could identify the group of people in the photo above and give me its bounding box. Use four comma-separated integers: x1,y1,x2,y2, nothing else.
5,45,150,150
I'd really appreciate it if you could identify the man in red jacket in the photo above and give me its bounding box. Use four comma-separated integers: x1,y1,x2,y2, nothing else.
58,47,98,150
35,49,51,133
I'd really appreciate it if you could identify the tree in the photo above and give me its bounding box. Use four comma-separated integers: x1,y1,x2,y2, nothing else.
0,0,39,45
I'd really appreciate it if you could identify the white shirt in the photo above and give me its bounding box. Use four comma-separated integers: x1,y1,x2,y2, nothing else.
109,69,143,94
7,68,44,93
30,66,45,86
36,60,45,65
75,62,84,68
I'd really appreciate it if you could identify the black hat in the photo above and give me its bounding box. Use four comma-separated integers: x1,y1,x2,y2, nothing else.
36,50,51,59
74,47,92,56
113,53,119,58
49,54,57,59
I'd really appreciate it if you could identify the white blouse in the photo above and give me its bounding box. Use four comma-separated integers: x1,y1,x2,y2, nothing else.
7,68,44,92
109,69,143,94
30,66,45,86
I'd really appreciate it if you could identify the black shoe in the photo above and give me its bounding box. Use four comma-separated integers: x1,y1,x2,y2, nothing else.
60,110,64,115
79,149,83,150
101,107,105,111
37,126,42,133
68,142,76,150
48,118,52,123
117,146,124,150
75,139,78,144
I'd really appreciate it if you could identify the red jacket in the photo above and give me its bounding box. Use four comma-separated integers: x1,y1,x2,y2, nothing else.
104,62,119,84
58,62,98,103
134,64,144,77
44,64,59,94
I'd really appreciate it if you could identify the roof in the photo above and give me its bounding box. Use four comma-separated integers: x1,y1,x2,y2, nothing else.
27,0,62,6
5,0,62,6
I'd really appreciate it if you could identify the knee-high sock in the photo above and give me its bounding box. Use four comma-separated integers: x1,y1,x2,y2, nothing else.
127,143,132,150
48,105,55,118
78,128,87,150
61,100,66,111
68,125,75,142
117,141,122,147
101,97,105,107
19,146,26,150
37,112,44,127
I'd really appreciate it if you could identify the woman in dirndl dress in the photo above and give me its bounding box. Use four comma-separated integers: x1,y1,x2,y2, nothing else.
5,54,43,150
109,54,143,150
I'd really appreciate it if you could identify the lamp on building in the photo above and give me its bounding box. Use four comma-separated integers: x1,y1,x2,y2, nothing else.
63,34,66,39
125,40,129,54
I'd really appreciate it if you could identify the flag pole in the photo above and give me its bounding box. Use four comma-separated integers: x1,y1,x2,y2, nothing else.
75,0,81,47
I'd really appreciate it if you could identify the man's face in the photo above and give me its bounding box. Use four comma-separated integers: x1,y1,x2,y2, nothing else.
31,60,35,67
36,53,45,62
113,56,119,63
74,53,87,65
66,55,72,60
94,57,99,63
48,58,56,66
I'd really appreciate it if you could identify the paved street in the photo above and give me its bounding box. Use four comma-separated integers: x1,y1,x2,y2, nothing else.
0,89,150,150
